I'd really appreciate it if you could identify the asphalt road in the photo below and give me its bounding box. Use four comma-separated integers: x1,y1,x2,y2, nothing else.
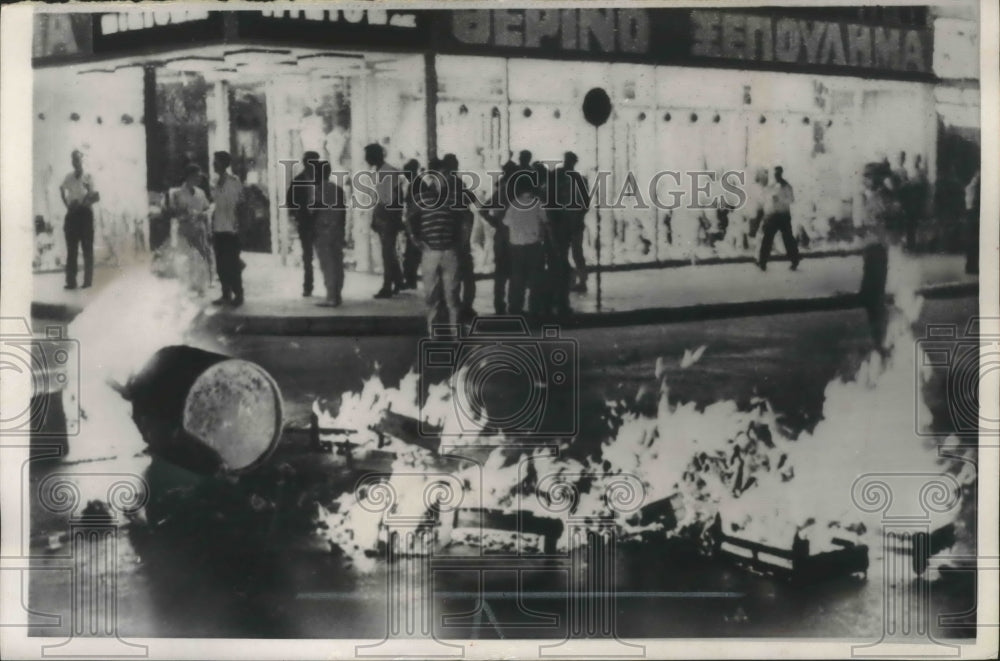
27,296,979,640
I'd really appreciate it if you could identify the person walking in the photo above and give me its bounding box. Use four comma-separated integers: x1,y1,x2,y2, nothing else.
169,164,212,296
60,149,100,289
407,159,464,332
497,175,552,317
286,151,321,297
210,151,245,307
311,160,348,307
756,165,800,271
400,158,422,290
365,143,405,299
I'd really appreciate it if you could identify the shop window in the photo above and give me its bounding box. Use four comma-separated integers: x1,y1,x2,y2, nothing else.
155,73,210,193
228,82,271,253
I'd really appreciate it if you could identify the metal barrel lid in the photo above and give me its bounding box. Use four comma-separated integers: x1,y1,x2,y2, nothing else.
181,358,284,473
126,346,284,475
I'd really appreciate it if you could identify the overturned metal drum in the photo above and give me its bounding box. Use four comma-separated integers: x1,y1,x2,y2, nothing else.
125,346,284,475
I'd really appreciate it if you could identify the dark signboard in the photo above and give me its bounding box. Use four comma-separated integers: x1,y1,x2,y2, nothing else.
429,8,685,65
70,7,935,81
92,9,225,55
432,8,934,80
688,10,932,75
237,8,428,52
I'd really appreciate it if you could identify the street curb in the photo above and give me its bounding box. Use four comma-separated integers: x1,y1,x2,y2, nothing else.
189,281,978,337
470,247,863,281
31,282,978,333
31,301,82,322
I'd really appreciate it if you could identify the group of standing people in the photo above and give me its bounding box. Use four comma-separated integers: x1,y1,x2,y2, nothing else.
159,151,246,306
284,144,593,331
60,148,246,304
475,150,591,319
286,151,348,307
285,144,411,308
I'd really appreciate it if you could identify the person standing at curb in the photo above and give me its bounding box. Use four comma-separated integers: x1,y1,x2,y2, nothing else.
365,143,405,299
407,159,463,332
60,149,100,290
311,160,348,307
498,174,552,317
858,161,903,353
478,161,516,314
440,153,477,321
286,151,321,297
210,151,245,307
400,158,423,290
552,151,590,311
757,165,800,271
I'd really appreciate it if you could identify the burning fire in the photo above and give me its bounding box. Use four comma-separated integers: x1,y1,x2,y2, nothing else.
64,248,971,575
312,248,974,570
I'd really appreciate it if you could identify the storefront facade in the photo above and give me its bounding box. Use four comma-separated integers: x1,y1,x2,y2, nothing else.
32,6,939,273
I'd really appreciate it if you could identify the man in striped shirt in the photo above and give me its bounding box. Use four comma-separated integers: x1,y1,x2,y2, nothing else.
406,159,463,332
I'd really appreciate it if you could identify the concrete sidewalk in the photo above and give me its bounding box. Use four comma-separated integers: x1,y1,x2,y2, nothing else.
32,251,977,335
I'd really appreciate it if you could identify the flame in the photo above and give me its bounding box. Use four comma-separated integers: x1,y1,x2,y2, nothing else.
314,247,973,570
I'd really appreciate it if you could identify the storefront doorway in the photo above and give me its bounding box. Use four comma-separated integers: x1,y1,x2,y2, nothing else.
228,81,271,253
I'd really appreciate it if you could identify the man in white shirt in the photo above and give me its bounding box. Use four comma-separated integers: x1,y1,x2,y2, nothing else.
59,149,100,289
210,151,245,307
756,165,800,271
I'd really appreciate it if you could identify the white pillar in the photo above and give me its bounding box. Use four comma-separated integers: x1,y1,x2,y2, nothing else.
851,472,962,657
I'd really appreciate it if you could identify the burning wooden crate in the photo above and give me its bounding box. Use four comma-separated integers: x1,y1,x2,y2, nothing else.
708,514,869,582
623,494,686,539
448,507,565,554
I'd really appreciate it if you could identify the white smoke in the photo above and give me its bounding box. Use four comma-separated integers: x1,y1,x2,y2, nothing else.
61,266,203,511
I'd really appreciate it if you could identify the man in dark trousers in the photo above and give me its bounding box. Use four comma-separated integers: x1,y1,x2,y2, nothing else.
478,161,517,314
441,153,476,320
407,158,464,332
552,151,591,305
210,151,245,307
400,158,422,290
311,160,348,307
286,151,321,297
757,165,800,271
60,149,100,289
365,143,405,299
